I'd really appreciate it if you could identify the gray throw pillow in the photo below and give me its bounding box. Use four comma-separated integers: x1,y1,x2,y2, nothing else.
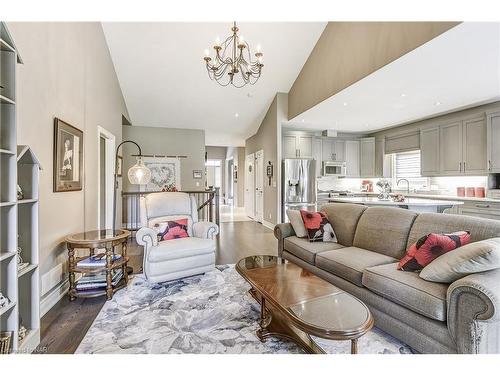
286,209,307,238
419,238,500,283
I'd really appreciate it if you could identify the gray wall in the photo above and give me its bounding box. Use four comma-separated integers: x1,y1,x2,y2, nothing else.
122,126,206,191
206,146,227,160
245,93,287,224
226,146,246,207
8,22,129,297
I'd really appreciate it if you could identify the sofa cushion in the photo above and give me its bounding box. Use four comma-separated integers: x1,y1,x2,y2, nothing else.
320,203,367,246
353,206,418,259
286,209,307,238
148,237,215,263
362,263,449,321
420,238,500,283
284,236,344,264
407,213,500,250
316,247,397,287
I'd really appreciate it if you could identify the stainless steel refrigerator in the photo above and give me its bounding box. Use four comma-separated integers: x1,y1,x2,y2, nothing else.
282,159,317,222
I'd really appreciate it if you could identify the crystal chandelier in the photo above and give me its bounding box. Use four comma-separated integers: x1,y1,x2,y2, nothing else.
203,22,264,88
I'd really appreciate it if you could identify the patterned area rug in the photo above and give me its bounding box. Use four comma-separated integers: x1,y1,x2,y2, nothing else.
76,265,414,354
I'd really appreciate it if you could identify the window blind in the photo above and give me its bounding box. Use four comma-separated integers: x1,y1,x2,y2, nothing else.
394,150,429,187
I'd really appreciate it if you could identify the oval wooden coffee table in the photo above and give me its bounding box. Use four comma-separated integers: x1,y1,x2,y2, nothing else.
236,255,373,354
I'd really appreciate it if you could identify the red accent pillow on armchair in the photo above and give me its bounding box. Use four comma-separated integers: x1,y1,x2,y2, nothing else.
156,219,190,240
398,231,471,271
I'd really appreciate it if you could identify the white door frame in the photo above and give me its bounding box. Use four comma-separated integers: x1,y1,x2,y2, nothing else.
97,126,115,229
254,150,264,223
245,153,255,219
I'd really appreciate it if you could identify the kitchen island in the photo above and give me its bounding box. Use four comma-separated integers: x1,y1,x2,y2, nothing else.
328,196,464,213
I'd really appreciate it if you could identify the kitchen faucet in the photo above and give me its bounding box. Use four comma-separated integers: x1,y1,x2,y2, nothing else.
397,178,410,194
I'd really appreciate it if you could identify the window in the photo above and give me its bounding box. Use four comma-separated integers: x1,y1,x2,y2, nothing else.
392,150,429,190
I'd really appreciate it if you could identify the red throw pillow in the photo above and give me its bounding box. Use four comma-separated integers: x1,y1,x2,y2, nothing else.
398,231,471,271
300,210,337,243
156,219,189,240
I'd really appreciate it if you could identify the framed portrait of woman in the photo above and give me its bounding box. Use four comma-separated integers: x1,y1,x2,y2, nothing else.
53,118,84,192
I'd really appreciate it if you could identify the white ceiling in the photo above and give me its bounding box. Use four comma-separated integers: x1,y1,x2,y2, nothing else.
102,22,326,146
287,22,500,133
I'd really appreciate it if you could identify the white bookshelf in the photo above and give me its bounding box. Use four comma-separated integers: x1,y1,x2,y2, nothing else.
0,22,41,355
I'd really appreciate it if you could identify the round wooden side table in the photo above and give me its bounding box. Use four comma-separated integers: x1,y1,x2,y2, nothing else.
66,229,130,301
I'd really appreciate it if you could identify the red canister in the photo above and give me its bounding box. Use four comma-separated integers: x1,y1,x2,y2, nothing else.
475,187,485,198
457,187,465,197
466,187,475,197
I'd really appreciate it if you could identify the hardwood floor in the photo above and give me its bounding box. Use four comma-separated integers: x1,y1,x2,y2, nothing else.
36,221,278,354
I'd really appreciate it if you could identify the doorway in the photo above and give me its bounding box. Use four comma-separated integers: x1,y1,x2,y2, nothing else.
97,126,115,229
254,150,264,223
245,153,255,219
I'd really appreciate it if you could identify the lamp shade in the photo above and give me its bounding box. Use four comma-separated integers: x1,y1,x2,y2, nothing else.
128,157,151,185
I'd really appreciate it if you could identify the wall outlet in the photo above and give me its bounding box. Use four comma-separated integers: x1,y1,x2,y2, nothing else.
196,181,200,187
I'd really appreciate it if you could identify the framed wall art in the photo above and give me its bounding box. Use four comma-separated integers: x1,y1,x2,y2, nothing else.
53,118,83,192
116,155,123,177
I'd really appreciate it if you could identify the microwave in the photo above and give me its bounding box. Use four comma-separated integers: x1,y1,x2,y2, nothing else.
323,161,346,177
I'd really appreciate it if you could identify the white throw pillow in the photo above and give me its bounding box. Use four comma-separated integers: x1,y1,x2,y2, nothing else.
286,209,307,238
419,238,500,283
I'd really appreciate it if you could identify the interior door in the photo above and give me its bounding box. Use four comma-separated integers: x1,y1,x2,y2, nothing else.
245,153,255,218
254,150,264,223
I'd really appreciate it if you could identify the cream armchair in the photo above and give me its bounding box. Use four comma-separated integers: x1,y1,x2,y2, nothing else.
136,192,218,283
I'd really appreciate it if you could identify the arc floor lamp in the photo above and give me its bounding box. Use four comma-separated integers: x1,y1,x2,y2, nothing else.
113,140,152,232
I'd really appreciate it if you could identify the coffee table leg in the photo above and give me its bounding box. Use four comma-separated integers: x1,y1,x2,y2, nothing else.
105,244,113,300
351,338,358,354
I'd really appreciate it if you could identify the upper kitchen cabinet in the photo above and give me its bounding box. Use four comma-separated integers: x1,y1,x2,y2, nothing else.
463,116,487,175
420,127,440,176
487,110,500,173
282,133,313,159
439,121,463,175
322,139,345,161
345,140,360,177
312,137,322,177
360,137,376,177
438,117,487,176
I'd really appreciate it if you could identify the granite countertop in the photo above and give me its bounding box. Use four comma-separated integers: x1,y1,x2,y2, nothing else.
328,196,464,206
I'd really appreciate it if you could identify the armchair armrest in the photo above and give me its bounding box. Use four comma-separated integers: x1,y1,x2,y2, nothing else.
274,223,296,257
193,221,219,240
136,227,158,248
447,268,500,353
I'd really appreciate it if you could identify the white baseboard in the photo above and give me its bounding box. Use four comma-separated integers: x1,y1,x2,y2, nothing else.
40,279,70,317
262,220,275,230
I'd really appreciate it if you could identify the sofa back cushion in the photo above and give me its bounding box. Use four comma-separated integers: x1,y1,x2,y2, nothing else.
353,206,418,258
321,203,367,246
407,212,500,250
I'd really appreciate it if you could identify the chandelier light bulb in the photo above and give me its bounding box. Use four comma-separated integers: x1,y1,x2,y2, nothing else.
239,35,245,43
204,49,210,57
215,36,221,46
256,44,261,53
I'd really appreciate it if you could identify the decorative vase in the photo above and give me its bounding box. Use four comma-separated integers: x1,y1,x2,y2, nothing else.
0,331,12,354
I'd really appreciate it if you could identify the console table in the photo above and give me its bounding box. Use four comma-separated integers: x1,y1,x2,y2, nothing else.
66,229,130,300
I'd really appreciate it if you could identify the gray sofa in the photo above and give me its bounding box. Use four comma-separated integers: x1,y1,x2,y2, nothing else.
274,203,500,354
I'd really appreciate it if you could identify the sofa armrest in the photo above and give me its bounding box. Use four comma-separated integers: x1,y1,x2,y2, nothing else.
193,221,219,240
136,227,158,248
274,223,295,257
447,268,500,353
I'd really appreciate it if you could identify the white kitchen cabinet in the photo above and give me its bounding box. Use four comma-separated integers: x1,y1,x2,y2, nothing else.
282,134,313,158
283,135,297,159
463,116,487,175
439,121,463,175
321,139,345,161
420,127,440,176
487,110,500,173
345,140,360,177
360,137,376,177
312,137,322,177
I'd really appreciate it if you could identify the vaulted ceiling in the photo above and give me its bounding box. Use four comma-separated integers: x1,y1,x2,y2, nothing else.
102,22,326,146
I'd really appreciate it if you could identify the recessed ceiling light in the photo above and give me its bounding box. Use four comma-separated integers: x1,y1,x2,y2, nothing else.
401,93,407,97
435,101,442,106
343,102,348,106
235,113,239,118
301,119,305,123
